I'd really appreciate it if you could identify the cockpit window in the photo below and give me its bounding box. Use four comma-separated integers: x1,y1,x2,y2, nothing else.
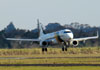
64,31,71,33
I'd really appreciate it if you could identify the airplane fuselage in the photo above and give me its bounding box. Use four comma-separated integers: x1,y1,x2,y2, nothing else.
39,29,74,46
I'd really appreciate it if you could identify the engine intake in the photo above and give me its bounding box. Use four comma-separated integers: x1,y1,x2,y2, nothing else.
72,40,79,46
42,41,48,46
41,41,49,47
40,39,58,47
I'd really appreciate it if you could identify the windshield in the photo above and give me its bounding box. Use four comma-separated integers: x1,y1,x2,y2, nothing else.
64,31,71,33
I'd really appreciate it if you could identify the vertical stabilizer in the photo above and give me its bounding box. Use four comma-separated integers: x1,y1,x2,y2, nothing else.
37,19,45,37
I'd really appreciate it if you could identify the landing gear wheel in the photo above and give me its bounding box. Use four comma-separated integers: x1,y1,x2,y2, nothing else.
42,48,47,52
65,48,67,51
42,48,45,52
45,48,47,52
61,42,70,51
62,47,67,51
62,47,64,51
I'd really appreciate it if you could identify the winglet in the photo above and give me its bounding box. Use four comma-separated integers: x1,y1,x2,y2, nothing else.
97,31,99,38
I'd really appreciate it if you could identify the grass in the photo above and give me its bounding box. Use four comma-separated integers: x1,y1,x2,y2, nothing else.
0,47,99,64
0,47,100,57
0,66,100,70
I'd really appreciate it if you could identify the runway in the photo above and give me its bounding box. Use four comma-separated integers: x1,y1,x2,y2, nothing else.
0,57,100,66
0,64,100,66
0,56,100,59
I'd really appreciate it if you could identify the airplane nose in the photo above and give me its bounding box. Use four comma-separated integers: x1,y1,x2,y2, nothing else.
62,33,74,41
68,33,73,39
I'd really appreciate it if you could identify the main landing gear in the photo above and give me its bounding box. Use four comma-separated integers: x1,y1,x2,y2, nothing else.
42,47,47,52
62,42,70,51
41,42,70,52
62,46,68,51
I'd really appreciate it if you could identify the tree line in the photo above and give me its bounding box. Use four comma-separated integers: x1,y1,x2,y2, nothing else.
0,22,100,48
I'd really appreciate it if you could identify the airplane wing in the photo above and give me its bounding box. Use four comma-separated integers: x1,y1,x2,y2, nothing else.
6,38,40,42
73,31,99,41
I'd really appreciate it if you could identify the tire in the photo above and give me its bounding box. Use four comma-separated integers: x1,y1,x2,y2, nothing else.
65,48,67,51
42,48,44,52
45,48,47,52
62,47,64,51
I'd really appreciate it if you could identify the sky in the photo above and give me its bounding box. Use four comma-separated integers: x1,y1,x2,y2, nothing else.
0,0,100,30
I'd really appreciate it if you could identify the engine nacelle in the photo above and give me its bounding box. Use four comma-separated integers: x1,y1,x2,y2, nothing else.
40,40,52,47
41,41,48,47
42,41,48,47
71,40,79,46
40,39,58,47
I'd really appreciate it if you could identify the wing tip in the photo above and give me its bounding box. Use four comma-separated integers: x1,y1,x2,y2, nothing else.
97,31,99,38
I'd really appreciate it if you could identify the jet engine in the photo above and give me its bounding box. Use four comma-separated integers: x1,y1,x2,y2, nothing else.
40,41,49,47
71,40,79,46
40,39,58,47
40,40,51,47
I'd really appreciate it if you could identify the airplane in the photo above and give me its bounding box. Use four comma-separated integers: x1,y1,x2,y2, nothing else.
6,19,99,52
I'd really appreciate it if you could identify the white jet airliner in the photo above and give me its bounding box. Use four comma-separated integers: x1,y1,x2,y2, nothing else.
6,20,99,52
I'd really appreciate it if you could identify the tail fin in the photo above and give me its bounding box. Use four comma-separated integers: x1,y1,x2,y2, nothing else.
37,19,45,37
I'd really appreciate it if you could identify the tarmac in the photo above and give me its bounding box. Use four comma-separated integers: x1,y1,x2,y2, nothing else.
0,56,100,66
0,56,100,59
0,64,100,66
